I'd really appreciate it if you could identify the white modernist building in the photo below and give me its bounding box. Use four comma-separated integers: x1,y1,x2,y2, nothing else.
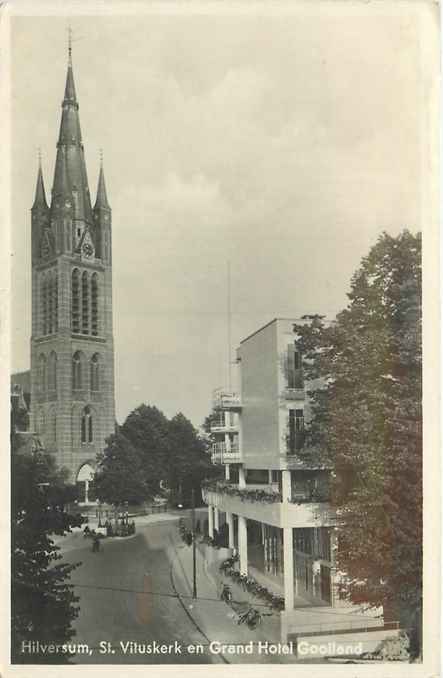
203,318,384,641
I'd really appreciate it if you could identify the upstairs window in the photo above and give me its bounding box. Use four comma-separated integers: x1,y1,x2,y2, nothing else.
81,271,89,335
81,405,93,443
287,344,303,389
90,353,100,391
47,276,53,334
71,269,80,333
91,274,98,336
288,409,305,454
72,269,98,336
52,273,58,332
41,276,48,335
72,351,83,390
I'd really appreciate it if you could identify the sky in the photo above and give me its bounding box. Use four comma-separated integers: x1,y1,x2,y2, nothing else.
10,5,431,427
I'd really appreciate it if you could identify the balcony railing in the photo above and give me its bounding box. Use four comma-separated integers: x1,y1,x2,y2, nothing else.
289,490,330,503
212,388,242,411
202,479,282,504
211,442,241,464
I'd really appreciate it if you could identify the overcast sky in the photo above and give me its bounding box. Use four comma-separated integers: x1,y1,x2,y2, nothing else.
10,5,431,427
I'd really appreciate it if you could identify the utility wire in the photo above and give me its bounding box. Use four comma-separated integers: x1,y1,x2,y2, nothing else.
12,576,393,624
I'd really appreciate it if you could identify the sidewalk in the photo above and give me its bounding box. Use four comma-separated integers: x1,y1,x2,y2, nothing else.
169,538,298,664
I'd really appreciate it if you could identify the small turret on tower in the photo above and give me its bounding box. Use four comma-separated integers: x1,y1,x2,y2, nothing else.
31,154,50,262
93,153,111,261
94,154,110,211
32,154,48,211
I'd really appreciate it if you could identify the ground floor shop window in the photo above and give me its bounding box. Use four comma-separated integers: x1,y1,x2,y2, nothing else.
246,520,283,578
293,527,333,604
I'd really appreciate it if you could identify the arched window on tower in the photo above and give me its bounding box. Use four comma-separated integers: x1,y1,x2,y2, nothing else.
48,351,57,392
91,274,98,336
72,351,83,390
90,353,100,391
82,271,89,334
65,219,71,252
41,275,48,335
72,269,80,333
48,275,54,334
81,406,93,443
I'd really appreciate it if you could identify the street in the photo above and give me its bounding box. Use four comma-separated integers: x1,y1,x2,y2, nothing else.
61,514,216,664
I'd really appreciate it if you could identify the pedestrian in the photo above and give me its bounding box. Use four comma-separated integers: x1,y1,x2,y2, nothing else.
92,534,100,553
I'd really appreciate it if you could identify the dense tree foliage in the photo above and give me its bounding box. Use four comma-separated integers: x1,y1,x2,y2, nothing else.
94,405,215,507
94,431,150,506
120,405,171,497
167,413,216,505
293,231,422,651
12,436,83,663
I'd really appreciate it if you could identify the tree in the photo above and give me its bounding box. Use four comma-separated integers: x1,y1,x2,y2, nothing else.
11,447,83,664
94,431,150,506
167,413,215,506
94,405,217,508
120,405,171,497
293,231,422,654
202,410,220,435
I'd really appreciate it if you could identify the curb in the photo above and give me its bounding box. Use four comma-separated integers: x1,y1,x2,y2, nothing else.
169,542,230,665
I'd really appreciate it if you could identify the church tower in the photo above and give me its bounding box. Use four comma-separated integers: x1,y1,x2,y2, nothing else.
30,44,115,493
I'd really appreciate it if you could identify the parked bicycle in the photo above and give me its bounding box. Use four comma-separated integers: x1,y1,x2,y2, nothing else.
236,607,263,630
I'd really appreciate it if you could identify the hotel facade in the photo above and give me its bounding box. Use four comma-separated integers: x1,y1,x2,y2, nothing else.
203,318,383,639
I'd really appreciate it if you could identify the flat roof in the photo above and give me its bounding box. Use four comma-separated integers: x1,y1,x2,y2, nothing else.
240,317,303,345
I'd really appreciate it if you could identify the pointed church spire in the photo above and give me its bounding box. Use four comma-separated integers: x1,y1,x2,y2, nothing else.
51,37,92,222
32,151,48,210
64,30,77,104
94,151,110,210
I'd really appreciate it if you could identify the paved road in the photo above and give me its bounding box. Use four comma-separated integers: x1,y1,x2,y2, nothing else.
61,516,215,664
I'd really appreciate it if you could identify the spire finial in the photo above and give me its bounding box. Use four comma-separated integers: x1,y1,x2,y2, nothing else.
37,146,42,168
68,25,72,65
99,147,104,167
